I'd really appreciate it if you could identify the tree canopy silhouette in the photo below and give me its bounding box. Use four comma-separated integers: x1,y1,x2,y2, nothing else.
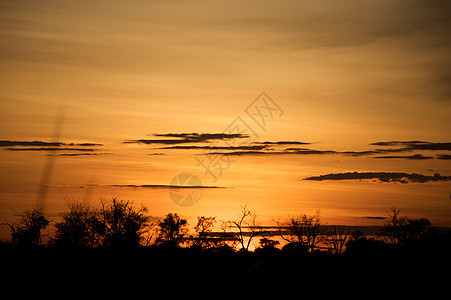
277,210,323,253
98,198,151,248
155,213,188,247
9,208,50,247
53,202,103,248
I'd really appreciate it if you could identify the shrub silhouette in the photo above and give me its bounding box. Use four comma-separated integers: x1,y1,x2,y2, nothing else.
192,216,217,249
53,202,103,248
11,208,50,247
1,202,450,262
155,213,188,248
255,237,281,255
98,198,151,248
277,211,323,253
380,207,432,247
344,230,387,256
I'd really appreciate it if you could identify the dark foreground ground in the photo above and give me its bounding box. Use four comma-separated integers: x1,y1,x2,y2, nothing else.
1,246,449,290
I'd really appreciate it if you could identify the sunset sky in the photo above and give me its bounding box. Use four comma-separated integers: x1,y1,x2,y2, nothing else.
1,0,450,239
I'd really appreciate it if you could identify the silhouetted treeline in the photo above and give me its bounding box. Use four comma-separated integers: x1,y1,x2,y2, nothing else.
1,199,450,259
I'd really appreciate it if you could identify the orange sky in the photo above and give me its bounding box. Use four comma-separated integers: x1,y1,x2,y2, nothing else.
1,0,450,239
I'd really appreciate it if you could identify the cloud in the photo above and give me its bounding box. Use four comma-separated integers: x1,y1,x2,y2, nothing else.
207,149,337,156
0,140,63,147
370,141,429,146
153,133,248,142
374,154,433,160
304,172,451,184
341,150,382,157
284,147,313,151
342,141,451,157
109,184,226,189
125,136,451,161
124,139,189,145
257,141,310,145
0,140,103,147
406,142,451,151
5,147,96,152
370,141,451,151
125,133,250,145
0,140,104,154
362,216,388,220
436,154,451,160
161,145,268,150
49,153,112,157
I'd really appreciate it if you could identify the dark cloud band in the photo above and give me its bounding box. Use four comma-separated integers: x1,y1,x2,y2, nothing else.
304,172,451,183
0,140,103,147
109,184,225,189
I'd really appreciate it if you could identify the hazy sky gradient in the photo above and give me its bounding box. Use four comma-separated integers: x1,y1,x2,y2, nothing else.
1,0,450,238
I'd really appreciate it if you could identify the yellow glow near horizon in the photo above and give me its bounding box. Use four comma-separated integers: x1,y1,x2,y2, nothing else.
1,1,450,241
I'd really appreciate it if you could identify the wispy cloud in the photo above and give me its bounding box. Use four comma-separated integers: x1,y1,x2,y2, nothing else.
49,153,112,157
343,141,451,157
436,154,451,160
162,145,268,150
341,149,410,156
0,140,103,147
124,133,249,145
109,184,226,189
362,216,388,220
206,149,337,156
257,141,310,145
304,172,451,184
1,140,104,154
370,141,451,151
5,147,96,152
370,141,429,146
373,154,433,160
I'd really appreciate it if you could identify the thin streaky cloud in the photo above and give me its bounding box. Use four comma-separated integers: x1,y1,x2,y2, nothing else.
370,141,451,151
5,147,96,152
362,216,388,220
109,184,227,189
304,172,451,184
257,141,311,145
206,149,337,156
373,154,433,160
161,145,268,150
0,140,103,147
49,153,113,157
370,141,429,146
153,133,249,141
126,133,251,145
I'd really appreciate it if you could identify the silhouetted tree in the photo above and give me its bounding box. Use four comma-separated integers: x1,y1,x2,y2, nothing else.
277,210,323,253
192,216,216,248
230,206,260,251
380,207,408,245
254,237,281,256
405,218,431,241
155,213,188,247
281,242,309,254
98,198,151,248
13,208,50,247
214,220,239,250
258,237,280,249
1,222,17,245
326,226,350,255
345,230,386,256
53,202,103,247
380,207,432,246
